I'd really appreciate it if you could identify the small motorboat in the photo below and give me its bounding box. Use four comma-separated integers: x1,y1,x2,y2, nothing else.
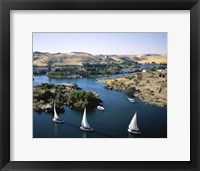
52,103,64,123
97,105,104,111
128,97,135,103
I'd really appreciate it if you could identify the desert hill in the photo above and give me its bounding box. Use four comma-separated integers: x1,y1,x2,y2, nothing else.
33,51,167,66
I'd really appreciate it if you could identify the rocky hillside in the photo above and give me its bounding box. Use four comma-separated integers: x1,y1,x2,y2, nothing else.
100,70,167,107
33,51,167,66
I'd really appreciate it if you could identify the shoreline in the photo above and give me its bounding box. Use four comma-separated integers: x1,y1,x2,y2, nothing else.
33,83,102,113
99,70,167,107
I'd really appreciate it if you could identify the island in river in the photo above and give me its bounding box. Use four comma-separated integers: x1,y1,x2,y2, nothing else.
33,83,102,113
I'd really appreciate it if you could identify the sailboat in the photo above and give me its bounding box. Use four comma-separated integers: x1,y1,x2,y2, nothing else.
52,103,64,123
80,107,93,132
128,112,141,134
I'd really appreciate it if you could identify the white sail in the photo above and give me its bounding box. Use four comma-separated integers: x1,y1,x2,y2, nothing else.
128,112,139,131
53,103,59,120
81,107,91,129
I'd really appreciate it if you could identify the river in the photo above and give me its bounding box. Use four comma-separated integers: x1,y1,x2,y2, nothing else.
33,74,167,138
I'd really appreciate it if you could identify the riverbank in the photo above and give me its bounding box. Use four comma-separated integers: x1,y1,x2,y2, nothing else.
99,70,167,107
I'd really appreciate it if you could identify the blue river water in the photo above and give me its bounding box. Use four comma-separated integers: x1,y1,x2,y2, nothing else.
33,75,167,138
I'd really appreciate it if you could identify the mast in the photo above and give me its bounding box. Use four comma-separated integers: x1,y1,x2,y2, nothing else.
81,107,91,129
128,112,139,131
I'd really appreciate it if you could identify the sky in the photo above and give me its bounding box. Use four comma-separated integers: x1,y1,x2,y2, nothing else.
33,32,167,55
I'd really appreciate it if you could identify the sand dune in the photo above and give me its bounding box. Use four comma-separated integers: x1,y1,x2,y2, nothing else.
33,51,167,66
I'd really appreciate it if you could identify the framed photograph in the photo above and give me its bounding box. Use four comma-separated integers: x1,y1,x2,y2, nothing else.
1,0,200,170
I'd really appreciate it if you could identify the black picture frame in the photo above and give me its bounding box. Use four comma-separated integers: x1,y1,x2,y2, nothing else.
0,0,200,170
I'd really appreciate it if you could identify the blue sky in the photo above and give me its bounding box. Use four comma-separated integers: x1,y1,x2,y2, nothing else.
33,32,167,55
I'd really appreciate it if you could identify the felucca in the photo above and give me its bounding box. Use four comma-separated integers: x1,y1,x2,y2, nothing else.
80,107,93,132
128,112,141,134
52,103,64,123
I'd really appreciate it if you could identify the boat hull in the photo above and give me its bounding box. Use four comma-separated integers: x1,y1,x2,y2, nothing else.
97,106,104,111
128,129,141,134
53,118,64,123
80,126,93,132
128,98,135,103
97,108,104,111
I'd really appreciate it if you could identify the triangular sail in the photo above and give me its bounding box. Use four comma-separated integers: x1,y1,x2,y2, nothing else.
81,107,91,129
54,103,59,120
128,112,139,131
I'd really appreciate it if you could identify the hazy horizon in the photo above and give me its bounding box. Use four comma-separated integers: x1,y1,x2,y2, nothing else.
33,51,167,56
33,32,167,55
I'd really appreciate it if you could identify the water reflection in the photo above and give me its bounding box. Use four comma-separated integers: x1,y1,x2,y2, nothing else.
53,123,60,137
82,131,91,138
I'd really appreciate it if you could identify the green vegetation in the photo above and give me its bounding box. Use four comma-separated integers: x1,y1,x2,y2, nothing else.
46,65,82,78
46,71,69,78
83,63,121,75
41,63,123,78
33,60,142,78
125,87,136,96
33,83,102,113
67,90,102,110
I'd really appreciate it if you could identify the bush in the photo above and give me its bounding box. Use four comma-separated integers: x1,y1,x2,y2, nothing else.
67,90,102,109
125,87,136,96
